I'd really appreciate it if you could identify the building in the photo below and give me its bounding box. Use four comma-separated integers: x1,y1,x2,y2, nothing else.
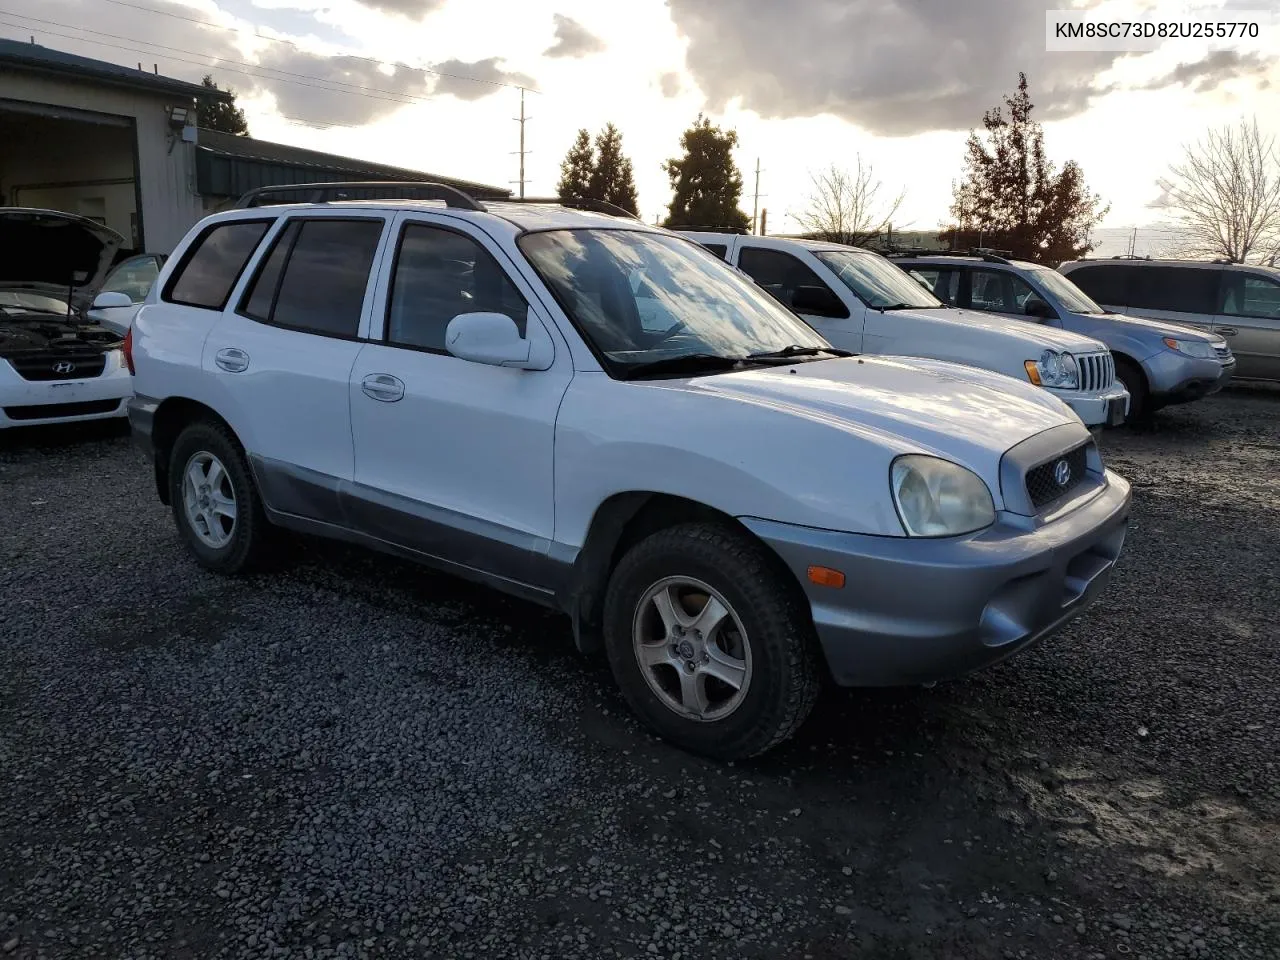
0,38,508,256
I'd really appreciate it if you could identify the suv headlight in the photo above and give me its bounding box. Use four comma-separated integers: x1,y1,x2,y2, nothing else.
890,455,996,537
1023,349,1079,389
1163,337,1216,360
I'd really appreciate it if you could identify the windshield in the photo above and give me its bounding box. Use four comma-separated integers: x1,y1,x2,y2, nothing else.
101,256,162,303
519,229,830,375
1028,265,1106,314
814,250,942,309
0,291,70,316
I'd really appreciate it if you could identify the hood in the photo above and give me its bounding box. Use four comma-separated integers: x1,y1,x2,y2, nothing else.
894,306,1108,353
0,208,124,313
659,355,1077,489
1095,312,1221,342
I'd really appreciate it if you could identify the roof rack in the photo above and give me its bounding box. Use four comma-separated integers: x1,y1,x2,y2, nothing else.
884,247,1013,264
676,225,750,235
493,196,642,221
235,181,488,211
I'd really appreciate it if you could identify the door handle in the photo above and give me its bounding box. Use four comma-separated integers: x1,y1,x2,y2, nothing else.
361,373,404,402
214,347,249,373
1216,327,1238,336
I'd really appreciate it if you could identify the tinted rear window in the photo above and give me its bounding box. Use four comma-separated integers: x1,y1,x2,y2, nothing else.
1131,266,1221,314
165,220,271,309
1064,264,1133,306
270,219,383,338
698,242,727,260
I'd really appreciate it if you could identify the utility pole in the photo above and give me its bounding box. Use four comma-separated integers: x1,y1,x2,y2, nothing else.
511,87,530,198
760,208,768,236
751,157,764,235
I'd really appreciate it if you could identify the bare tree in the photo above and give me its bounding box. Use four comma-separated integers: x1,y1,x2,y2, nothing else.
1156,117,1280,263
792,158,906,246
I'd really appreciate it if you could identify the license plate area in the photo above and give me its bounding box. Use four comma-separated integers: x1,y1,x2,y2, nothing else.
1107,396,1127,426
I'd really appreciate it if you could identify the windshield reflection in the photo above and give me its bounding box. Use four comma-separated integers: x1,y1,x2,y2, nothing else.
815,250,942,310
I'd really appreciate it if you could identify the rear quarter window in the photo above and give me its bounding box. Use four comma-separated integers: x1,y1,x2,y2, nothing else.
164,220,272,310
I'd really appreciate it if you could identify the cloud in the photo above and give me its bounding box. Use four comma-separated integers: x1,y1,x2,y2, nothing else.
352,0,445,19
430,58,536,99
665,0,1276,136
543,13,605,58
658,71,682,98
1139,49,1273,93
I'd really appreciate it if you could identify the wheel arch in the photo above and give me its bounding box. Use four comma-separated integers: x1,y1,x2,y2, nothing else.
566,492,809,657
150,397,240,504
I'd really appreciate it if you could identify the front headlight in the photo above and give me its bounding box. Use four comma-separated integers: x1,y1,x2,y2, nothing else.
1023,349,1079,389
890,455,996,537
1163,337,1216,360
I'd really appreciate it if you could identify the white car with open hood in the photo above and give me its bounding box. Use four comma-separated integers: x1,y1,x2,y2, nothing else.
0,208,133,428
681,232,1130,429
127,184,1131,759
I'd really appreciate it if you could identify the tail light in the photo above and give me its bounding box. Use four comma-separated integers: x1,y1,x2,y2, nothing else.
122,326,135,375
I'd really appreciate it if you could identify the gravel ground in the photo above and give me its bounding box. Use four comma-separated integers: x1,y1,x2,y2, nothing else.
2,388,1278,960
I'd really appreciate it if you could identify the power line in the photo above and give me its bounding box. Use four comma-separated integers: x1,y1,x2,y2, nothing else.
96,0,538,92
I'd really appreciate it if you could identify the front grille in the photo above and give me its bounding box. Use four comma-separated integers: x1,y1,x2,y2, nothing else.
1214,344,1232,361
1073,352,1115,392
1025,443,1090,510
6,348,108,381
3,399,121,421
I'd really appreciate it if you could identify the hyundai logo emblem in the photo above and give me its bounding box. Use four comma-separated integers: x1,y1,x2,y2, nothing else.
52,361,76,374
1054,459,1072,487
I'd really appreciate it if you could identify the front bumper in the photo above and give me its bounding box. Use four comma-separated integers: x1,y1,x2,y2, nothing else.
1146,351,1234,404
0,354,132,428
1051,383,1129,428
742,470,1131,686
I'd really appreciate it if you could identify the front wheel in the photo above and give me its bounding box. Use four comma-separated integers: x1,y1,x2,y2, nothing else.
603,523,821,759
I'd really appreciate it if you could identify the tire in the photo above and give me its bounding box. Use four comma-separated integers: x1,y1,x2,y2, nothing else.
602,522,821,760
1114,357,1150,423
168,419,270,574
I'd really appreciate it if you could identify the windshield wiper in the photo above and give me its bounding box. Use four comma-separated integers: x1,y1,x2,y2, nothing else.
746,344,852,361
618,353,748,380
876,302,921,311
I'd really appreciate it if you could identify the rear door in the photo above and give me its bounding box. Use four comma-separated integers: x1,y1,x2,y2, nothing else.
201,212,390,520
733,244,863,350
903,265,960,306
1215,270,1280,379
1124,265,1222,332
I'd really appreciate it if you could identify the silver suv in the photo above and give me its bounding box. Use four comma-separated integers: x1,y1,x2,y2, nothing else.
1059,258,1276,383
892,252,1236,419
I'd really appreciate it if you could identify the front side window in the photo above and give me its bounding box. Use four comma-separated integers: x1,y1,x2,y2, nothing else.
1220,272,1280,318
1065,264,1133,307
240,218,383,338
102,255,163,303
737,247,849,318
519,229,828,375
967,268,1041,313
165,220,270,309
386,224,528,352
814,250,941,310
1132,266,1221,314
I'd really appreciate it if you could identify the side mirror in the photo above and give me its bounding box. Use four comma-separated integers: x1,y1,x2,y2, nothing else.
791,284,846,318
446,312,534,367
1024,298,1054,320
91,291,133,309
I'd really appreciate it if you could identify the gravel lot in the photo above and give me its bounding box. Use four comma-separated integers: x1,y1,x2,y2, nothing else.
2,388,1278,960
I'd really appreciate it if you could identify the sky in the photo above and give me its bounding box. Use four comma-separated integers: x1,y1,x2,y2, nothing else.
2,0,1278,251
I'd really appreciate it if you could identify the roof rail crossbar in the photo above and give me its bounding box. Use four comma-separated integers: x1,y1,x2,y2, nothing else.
235,181,487,211
675,224,749,234
494,196,642,221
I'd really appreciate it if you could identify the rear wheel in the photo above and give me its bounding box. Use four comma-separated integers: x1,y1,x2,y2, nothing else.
168,420,270,573
1114,357,1150,423
603,523,820,759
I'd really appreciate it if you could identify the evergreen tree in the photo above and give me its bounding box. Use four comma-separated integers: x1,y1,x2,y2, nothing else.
662,115,750,230
588,123,639,215
197,75,250,137
556,129,595,203
942,73,1107,263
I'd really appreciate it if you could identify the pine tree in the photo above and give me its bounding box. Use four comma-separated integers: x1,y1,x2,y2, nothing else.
941,73,1107,263
197,75,250,137
556,129,595,203
587,123,639,215
662,115,750,230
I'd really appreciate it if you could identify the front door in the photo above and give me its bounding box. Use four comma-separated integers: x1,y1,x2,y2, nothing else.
347,214,571,594
733,244,864,351
1216,270,1280,380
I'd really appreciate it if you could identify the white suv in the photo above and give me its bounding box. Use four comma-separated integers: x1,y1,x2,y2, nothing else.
683,233,1129,429
127,184,1131,759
